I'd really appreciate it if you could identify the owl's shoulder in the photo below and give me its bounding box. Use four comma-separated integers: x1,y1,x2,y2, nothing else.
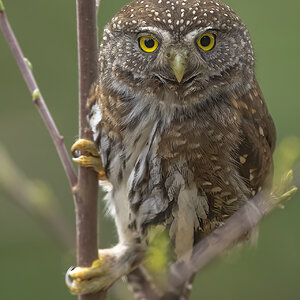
88,85,125,140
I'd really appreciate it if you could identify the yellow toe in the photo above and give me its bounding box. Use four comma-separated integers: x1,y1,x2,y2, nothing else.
72,155,103,174
71,139,99,158
68,259,106,280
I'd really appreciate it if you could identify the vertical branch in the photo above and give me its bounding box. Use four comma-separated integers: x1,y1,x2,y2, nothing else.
76,1,103,300
1,0,103,298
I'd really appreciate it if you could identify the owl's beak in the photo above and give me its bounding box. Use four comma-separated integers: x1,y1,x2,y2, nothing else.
169,49,188,83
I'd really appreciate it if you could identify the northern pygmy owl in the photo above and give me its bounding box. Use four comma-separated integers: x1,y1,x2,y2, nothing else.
68,0,276,294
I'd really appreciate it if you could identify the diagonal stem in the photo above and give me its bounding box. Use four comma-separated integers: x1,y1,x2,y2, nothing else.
1,1,102,298
165,189,297,299
0,4,77,189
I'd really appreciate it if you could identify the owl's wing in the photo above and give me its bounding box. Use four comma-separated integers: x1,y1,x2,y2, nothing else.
236,79,276,193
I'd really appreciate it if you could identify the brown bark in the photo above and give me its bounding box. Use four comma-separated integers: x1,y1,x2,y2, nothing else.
1,1,104,299
164,190,296,299
75,0,104,299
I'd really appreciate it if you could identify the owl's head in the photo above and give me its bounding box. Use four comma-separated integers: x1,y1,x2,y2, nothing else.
99,0,255,108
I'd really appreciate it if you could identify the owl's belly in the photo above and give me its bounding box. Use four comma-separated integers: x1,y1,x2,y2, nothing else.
100,120,159,244
91,100,247,255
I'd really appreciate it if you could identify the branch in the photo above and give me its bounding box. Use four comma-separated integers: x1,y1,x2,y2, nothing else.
0,145,75,250
75,1,103,300
2,2,296,300
164,187,297,299
0,2,77,190
0,2,101,298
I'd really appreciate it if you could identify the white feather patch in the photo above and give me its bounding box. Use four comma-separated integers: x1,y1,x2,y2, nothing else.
89,103,102,141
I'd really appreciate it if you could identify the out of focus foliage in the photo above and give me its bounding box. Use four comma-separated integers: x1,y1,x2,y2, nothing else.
145,225,170,283
273,137,300,185
271,137,299,205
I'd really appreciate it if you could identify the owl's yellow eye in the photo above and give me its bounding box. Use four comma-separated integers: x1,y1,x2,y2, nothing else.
197,33,216,51
139,35,159,53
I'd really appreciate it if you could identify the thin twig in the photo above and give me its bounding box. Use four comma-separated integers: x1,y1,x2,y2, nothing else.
0,1,103,298
0,4,77,189
0,2,102,298
2,2,296,300
75,1,103,300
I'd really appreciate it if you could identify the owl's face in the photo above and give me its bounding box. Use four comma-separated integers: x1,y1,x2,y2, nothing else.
99,0,255,108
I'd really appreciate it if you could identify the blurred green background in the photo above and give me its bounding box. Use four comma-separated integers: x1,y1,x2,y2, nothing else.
0,0,299,299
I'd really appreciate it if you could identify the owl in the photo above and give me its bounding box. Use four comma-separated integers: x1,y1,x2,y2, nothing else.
67,0,276,295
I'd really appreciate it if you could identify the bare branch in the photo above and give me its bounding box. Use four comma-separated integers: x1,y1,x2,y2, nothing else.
2,3,296,300
0,5,77,189
0,2,101,298
75,1,103,300
165,189,297,299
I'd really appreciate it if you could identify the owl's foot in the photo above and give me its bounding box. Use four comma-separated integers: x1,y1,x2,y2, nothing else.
66,253,114,295
71,139,106,179
66,244,145,295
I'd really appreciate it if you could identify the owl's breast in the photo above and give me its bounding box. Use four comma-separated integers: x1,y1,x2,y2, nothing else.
89,88,254,253
89,98,164,242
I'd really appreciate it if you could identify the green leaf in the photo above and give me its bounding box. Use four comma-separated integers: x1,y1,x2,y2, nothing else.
272,137,300,204
273,136,300,186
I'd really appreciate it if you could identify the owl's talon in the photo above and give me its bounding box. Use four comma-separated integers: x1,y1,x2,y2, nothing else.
72,155,103,173
68,259,106,280
67,276,110,295
66,256,113,295
65,266,75,287
71,139,100,158
72,149,81,159
71,139,106,178
66,243,144,294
